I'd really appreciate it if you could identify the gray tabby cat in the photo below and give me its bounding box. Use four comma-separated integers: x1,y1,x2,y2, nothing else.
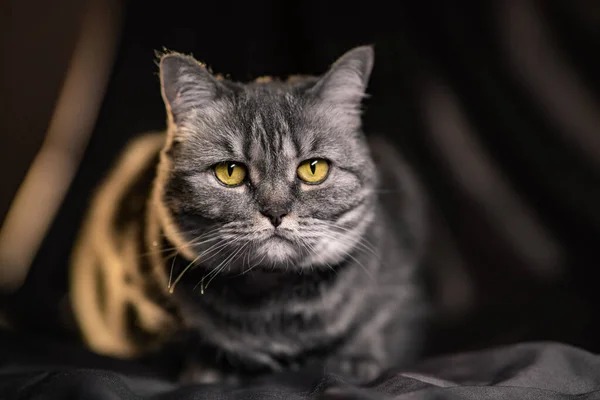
69,45,429,384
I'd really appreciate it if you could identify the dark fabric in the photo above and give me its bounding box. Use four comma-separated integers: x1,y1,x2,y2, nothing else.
2,330,600,399
3,1,600,399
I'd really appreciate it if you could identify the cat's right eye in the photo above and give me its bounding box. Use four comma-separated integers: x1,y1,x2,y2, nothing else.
214,162,247,187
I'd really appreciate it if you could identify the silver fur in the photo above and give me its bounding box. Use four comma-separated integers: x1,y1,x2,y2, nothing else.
72,46,430,385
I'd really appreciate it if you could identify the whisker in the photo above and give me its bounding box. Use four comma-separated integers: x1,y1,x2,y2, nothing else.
165,235,223,285
193,229,258,291
317,222,379,253
140,227,223,257
294,234,334,273
153,234,222,257
315,232,376,281
164,229,223,289
303,221,381,261
168,252,177,290
192,230,251,264
168,232,239,293
168,251,204,294
204,241,250,290
239,252,267,276
200,243,242,283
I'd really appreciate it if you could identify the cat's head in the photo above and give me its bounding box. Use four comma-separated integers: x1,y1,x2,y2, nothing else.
155,46,378,272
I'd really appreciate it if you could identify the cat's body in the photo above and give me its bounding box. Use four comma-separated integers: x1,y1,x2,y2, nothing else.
69,46,430,384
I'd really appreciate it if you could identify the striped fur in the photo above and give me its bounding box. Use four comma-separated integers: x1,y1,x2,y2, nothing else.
69,46,429,383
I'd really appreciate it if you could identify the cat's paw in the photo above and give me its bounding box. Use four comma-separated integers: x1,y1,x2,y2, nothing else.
178,363,239,386
178,364,221,385
324,355,383,384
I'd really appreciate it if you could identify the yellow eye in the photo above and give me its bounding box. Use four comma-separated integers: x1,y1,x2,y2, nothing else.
297,159,330,184
214,162,247,186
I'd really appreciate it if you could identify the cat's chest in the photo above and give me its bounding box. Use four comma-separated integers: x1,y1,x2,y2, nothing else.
167,259,378,373
175,298,340,374
177,277,332,335
219,270,292,297
175,271,360,363
175,267,338,311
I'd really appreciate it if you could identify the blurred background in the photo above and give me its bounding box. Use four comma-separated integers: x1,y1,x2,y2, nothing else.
1,0,599,361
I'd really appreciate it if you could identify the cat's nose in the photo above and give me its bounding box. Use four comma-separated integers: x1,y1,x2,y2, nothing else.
260,208,289,227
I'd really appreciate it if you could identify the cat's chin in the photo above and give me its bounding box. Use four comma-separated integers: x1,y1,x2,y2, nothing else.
254,236,299,265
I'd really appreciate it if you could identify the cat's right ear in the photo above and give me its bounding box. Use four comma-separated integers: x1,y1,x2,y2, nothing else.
159,53,223,124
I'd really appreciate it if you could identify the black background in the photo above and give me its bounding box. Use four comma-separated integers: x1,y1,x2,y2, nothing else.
5,0,600,365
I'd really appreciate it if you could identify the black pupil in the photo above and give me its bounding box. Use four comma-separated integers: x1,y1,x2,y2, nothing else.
310,160,318,174
227,163,235,177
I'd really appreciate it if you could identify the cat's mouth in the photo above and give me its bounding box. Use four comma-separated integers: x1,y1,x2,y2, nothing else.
270,230,295,244
252,230,301,265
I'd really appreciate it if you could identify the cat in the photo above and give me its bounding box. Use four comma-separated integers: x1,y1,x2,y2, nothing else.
69,45,430,384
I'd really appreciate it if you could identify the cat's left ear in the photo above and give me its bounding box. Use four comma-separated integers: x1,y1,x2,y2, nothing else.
311,45,374,110
159,52,225,124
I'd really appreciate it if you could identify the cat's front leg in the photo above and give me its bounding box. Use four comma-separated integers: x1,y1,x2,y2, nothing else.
175,340,239,386
324,314,422,384
178,360,240,386
324,325,389,384
178,361,224,385
324,353,384,385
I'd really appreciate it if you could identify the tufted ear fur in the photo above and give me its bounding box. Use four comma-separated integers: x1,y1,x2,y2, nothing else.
310,45,374,111
159,53,227,125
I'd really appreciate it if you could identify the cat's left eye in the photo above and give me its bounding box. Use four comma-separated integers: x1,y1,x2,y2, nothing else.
214,162,247,186
297,159,330,184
